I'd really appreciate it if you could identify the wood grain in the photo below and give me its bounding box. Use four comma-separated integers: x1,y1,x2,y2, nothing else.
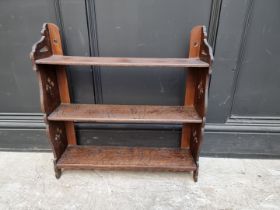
181,125,191,148
48,103,202,123
181,26,205,149
47,121,68,160
47,23,77,145
181,25,213,181
57,146,197,171
36,55,209,68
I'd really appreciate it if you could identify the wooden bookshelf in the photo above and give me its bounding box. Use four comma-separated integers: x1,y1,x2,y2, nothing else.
30,23,213,182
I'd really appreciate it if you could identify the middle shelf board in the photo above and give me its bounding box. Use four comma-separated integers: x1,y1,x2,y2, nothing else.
48,103,202,124
35,55,209,68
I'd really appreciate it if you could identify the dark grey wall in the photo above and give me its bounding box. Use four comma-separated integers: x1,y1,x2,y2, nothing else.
0,0,279,158
206,0,280,157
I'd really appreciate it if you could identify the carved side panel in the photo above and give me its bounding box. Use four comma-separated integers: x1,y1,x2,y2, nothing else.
30,23,70,160
183,26,213,168
190,27,212,163
194,69,210,118
191,69,210,163
47,121,68,160
37,66,61,114
30,24,52,70
199,26,214,65
47,23,77,145
31,24,61,114
189,125,204,162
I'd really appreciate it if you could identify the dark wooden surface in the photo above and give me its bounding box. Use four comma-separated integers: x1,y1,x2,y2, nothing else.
181,26,212,156
47,121,68,160
48,103,202,123
181,26,204,149
47,23,77,145
30,24,76,168
36,55,209,68
57,145,196,171
180,25,212,181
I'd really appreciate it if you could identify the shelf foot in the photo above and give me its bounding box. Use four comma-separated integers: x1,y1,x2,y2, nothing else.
193,169,198,182
53,160,62,179
193,162,199,182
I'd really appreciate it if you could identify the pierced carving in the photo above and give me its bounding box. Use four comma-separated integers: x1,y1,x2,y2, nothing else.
200,26,214,63
46,77,55,96
197,80,204,99
193,41,199,48
193,130,198,144
54,127,65,149
54,128,63,142
30,24,52,71
201,50,207,56
39,46,49,53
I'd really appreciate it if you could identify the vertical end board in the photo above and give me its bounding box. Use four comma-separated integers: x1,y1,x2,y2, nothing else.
30,23,60,114
181,25,204,149
188,25,203,58
47,121,68,160
46,23,63,55
182,26,213,173
30,23,69,161
188,25,214,63
46,23,77,145
30,23,77,152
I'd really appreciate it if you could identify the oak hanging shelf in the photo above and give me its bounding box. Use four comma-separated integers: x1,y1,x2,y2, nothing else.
30,23,213,182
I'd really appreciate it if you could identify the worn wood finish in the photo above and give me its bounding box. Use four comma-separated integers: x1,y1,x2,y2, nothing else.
181,125,191,148
48,104,202,124
30,23,75,169
36,55,209,68
31,23,213,181
181,26,204,150
180,25,213,181
57,146,196,171
30,25,60,115
36,66,61,115
30,24,65,170
47,24,77,145
47,121,68,160
47,121,68,179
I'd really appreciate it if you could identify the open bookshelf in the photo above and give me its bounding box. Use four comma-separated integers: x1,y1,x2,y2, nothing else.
30,23,213,182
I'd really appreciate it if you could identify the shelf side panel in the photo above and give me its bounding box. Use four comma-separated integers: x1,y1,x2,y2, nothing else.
181,25,213,181
47,24,77,145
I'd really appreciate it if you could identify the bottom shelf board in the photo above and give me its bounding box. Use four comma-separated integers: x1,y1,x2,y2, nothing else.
57,146,196,172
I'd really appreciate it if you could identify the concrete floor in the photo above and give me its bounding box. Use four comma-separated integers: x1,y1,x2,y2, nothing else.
0,152,279,210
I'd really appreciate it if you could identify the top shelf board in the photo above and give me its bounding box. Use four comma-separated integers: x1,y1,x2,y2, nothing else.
35,55,209,68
